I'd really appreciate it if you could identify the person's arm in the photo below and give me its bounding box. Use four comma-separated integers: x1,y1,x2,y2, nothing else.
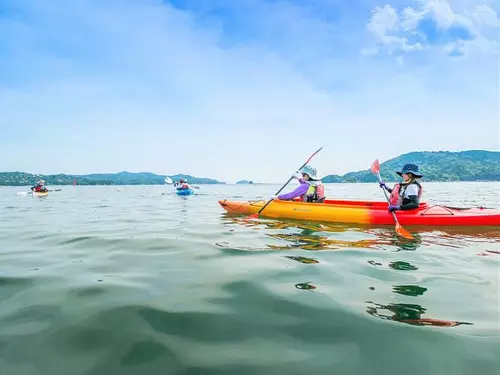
278,183,309,200
400,195,419,210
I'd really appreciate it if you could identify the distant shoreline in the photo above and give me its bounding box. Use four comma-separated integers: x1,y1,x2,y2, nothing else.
2,149,499,185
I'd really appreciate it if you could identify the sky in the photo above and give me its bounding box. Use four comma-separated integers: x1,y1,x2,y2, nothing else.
0,0,498,183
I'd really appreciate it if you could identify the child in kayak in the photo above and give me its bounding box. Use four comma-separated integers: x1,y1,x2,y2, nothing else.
275,165,325,203
379,163,423,212
30,180,48,193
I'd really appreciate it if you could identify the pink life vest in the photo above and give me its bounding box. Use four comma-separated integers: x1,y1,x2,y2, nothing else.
389,182,423,206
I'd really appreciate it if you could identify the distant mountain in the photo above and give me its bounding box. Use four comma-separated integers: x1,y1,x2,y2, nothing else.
236,180,254,184
322,150,500,183
0,171,225,186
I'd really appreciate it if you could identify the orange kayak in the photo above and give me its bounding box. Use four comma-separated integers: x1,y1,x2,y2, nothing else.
218,198,500,227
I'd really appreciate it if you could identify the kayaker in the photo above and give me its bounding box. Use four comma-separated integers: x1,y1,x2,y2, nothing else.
274,165,325,203
30,180,48,193
379,163,423,211
174,178,191,190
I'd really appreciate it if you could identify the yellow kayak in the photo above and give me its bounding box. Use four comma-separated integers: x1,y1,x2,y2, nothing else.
32,191,49,197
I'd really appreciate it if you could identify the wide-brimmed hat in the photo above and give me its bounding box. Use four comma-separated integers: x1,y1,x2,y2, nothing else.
396,163,422,178
300,165,321,180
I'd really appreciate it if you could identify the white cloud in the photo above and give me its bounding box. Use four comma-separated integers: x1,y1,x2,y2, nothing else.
473,4,499,27
365,0,496,57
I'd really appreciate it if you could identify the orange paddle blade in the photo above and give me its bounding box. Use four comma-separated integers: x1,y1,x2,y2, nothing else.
370,159,380,174
396,223,414,240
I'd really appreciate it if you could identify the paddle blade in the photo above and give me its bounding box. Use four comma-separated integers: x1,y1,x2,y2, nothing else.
395,223,414,240
370,159,380,174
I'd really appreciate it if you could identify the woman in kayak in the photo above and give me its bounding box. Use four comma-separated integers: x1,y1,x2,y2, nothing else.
31,180,48,193
379,163,423,212
275,165,325,203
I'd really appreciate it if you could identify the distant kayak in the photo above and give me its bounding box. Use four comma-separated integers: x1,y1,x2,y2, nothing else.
32,191,49,197
219,198,500,227
176,188,194,196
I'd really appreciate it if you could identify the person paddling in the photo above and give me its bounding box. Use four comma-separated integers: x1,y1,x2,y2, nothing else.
379,163,423,212
174,178,191,190
275,165,325,203
30,180,48,193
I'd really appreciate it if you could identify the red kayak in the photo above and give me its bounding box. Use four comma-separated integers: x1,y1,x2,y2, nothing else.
218,198,500,227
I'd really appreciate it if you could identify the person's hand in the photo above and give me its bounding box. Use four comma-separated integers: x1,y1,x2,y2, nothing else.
379,181,388,190
291,172,301,180
269,195,278,201
388,204,401,212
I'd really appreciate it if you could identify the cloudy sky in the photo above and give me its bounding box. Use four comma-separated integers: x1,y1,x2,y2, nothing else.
1,0,498,183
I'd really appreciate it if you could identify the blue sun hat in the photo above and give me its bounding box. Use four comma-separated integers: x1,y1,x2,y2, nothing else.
300,165,320,180
396,163,422,178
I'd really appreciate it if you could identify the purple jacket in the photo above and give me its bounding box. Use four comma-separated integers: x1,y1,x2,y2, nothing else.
278,179,309,200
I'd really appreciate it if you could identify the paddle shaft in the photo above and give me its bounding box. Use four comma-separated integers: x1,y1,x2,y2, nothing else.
255,146,323,216
374,171,401,225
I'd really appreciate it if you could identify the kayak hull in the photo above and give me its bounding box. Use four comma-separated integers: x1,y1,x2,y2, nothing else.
176,189,194,196
33,191,49,197
218,199,500,227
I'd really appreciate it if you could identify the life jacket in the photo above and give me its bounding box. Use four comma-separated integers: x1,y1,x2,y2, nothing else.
177,183,189,190
301,181,325,203
389,180,422,206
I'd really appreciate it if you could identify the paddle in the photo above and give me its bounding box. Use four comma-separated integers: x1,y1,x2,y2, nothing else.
165,176,200,189
370,159,414,240
246,146,323,220
17,188,60,195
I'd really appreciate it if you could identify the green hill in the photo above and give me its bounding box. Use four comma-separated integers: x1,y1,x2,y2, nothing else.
0,171,225,186
322,150,500,183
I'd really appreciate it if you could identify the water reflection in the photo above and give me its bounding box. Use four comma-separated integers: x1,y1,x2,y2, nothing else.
389,261,418,271
267,233,383,251
368,260,419,270
283,256,319,264
295,282,317,291
392,285,427,297
219,215,429,252
366,301,473,327
477,249,500,256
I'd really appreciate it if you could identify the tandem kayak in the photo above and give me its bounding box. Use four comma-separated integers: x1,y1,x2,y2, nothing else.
218,198,500,227
176,189,194,196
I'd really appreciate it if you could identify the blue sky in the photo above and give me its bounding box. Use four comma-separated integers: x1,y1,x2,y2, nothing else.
1,0,498,183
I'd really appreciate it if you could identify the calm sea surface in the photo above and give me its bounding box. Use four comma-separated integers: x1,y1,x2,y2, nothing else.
1,182,499,375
